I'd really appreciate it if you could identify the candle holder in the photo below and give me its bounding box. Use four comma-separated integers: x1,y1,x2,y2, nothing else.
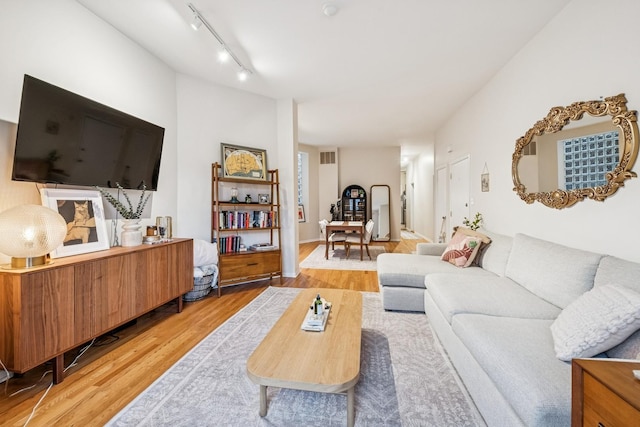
230,187,239,203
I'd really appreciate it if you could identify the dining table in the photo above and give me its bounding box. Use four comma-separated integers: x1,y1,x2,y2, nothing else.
325,220,365,260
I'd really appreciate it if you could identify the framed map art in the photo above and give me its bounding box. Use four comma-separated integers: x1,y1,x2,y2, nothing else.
221,143,267,181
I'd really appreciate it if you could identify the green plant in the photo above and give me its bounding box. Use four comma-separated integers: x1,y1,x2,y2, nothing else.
462,212,483,231
96,183,151,219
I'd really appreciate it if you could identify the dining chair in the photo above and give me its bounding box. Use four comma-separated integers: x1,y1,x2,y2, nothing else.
319,219,347,249
345,219,375,259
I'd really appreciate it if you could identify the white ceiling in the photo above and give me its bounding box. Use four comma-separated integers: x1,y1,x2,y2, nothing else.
76,0,571,160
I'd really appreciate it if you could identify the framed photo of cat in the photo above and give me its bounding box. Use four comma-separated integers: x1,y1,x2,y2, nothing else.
41,189,110,258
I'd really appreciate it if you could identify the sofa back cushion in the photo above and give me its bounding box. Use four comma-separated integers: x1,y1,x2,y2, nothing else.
475,229,513,276
594,255,640,293
505,233,603,308
594,255,640,359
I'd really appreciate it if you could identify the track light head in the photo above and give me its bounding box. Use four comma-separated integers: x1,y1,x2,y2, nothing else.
237,68,250,82
190,15,202,31
218,48,230,63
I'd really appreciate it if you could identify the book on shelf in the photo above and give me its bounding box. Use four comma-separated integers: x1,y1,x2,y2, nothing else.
249,243,277,251
218,210,277,229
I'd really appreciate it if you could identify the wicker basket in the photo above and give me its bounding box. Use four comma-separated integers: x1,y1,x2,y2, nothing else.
183,272,217,302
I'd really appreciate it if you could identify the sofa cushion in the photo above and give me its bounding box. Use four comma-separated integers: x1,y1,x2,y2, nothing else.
426,274,561,324
441,229,483,267
452,314,571,427
415,242,448,256
474,229,512,276
594,256,640,359
594,255,640,293
505,233,603,308
607,329,640,359
550,284,640,361
377,253,493,288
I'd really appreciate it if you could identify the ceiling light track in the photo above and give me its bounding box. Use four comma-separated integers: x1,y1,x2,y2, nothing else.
187,3,252,81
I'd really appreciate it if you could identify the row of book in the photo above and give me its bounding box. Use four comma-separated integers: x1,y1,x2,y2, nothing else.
217,235,243,254
218,210,277,230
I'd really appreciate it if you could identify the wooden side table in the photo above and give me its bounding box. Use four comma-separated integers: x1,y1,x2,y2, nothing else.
572,358,640,426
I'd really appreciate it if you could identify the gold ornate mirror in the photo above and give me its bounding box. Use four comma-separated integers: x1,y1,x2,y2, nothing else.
512,94,639,209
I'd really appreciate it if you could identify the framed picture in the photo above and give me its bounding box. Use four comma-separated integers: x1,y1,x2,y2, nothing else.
221,143,267,181
258,193,270,204
41,189,110,258
298,205,306,222
481,173,490,192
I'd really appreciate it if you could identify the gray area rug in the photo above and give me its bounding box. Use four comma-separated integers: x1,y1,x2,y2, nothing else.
107,287,486,426
300,244,385,271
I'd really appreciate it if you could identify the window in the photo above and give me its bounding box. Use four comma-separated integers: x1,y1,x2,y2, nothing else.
297,152,309,214
557,131,619,190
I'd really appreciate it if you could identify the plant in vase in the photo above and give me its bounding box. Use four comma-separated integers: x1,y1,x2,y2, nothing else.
462,212,483,231
96,183,151,246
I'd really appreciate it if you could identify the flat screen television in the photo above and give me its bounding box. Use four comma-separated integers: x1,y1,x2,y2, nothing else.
12,75,165,190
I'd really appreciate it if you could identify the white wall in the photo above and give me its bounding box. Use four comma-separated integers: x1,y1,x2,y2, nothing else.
175,74,277,241
338,147,401,240
0,0,177,262
434,0,640,262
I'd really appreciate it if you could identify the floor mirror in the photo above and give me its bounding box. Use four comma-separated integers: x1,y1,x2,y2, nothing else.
370,185,390,241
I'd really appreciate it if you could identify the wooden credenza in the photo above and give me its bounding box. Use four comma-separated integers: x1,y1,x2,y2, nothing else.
572,358,640,426
0,238,193,383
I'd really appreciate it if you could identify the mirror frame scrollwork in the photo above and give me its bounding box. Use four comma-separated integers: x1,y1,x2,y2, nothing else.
512,94,639,209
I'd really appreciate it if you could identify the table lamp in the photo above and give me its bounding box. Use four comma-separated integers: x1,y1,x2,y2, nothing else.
0,204,67,269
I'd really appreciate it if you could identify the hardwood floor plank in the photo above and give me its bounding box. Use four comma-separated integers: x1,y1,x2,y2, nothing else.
0,238,426,425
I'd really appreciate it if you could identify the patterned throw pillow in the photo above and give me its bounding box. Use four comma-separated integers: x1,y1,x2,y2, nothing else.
441,229,482,267
550,284,640,361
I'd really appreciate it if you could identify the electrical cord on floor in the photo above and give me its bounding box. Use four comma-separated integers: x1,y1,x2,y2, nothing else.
17,338,96,427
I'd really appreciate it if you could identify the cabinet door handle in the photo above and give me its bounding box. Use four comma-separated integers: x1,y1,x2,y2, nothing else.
598,423,605,427
247,263,258,266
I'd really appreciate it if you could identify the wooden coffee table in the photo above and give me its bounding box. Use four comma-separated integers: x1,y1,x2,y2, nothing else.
246,288,363,427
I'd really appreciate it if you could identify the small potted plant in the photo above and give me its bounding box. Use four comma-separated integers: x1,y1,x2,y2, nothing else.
96,183,151,246
462,212,483,231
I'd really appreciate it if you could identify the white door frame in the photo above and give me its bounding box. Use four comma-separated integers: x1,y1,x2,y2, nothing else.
448,155,471,237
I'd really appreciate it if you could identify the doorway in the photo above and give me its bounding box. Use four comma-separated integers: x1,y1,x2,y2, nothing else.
449,156,470,234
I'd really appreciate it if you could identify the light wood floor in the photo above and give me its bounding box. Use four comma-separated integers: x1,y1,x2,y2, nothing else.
0,238,426,426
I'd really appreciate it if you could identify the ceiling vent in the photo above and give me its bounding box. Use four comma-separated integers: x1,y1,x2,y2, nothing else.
320,151,336,164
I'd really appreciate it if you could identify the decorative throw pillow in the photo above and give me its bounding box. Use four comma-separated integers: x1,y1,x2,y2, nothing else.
441,229,482,267
550,284,640,361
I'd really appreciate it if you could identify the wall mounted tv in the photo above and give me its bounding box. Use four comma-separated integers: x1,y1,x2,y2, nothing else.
12,75,165,190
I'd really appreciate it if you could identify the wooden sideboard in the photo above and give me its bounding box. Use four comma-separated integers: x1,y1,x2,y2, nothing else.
0,238,193,383
572,358,640,426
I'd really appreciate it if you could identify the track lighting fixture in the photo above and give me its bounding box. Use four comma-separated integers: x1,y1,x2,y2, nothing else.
187,3,252,81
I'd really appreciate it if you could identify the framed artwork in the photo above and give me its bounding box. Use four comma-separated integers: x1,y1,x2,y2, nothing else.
298,205,306,222
258,193,270,204
41,189,110,258
221,143,267,181
481,173,490,192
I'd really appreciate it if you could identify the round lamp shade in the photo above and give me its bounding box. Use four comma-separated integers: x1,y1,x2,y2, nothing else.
0,204,67,261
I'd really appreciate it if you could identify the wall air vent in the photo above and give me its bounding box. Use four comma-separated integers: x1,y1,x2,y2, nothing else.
320,151,336,164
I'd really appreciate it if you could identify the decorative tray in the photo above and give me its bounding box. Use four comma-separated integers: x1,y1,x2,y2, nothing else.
301,298,332,332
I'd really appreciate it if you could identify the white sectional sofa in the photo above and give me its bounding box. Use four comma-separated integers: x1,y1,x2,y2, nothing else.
377,231,640,427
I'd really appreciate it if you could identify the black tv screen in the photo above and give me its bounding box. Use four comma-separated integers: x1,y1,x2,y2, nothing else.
12,75,164,190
